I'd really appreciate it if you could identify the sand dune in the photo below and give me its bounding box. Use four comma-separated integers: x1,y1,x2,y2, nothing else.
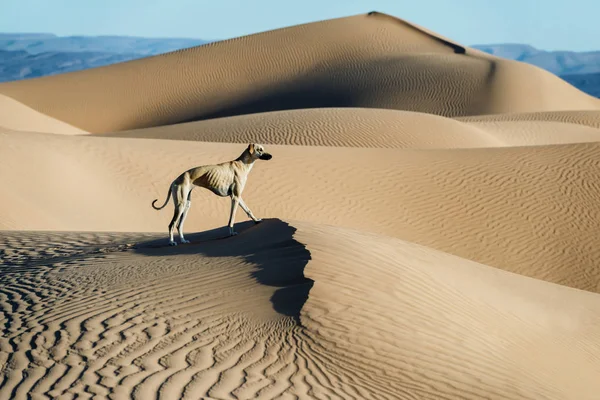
0,12,598,133
2,129,600,294
111,107,600,148
2,10,600,400
110,108,501,149
2,220,599,399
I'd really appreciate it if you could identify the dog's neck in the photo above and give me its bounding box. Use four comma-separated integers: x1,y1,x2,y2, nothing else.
235,150,256,168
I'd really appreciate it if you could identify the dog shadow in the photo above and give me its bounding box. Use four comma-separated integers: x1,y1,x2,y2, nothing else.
134,218,314,322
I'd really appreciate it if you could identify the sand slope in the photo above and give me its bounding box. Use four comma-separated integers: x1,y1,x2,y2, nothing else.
2,130,600,294
0,94,87,135
457,109,600,129
2,220,599,399
0,12,598,133
296,221,600,399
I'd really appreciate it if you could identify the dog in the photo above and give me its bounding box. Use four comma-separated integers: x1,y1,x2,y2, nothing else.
152,143,273,245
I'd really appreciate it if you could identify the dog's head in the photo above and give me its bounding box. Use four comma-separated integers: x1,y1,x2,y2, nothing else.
248,143,273,161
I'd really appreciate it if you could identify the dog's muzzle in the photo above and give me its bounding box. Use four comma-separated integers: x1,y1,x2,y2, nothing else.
260,153,273,160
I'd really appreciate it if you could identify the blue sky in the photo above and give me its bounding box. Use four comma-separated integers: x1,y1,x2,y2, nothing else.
2,0,599,51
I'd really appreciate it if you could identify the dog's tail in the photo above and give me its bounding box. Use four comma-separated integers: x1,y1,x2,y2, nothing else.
152,183,173,210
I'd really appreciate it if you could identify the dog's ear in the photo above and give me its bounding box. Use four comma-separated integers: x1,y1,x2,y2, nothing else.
248,143,255,154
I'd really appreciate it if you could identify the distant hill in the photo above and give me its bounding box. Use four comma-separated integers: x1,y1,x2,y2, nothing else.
0,34,598,99
562,72,600,98
471,43,600,98
472,43,600,75
0,49,147,81
0,33,209,55
0,33,211,82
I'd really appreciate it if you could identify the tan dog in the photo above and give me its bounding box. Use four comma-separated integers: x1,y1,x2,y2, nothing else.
152,143,273,245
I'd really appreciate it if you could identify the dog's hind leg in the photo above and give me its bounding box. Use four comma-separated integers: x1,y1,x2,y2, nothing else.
168,185,186,246
177,189,193,244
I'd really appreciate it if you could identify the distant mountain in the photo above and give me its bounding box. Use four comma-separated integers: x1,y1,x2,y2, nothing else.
472,43,600,75
0,33,56,40
562,72,600,98
0,33,209,55
0,49,149,82
0,33,211,83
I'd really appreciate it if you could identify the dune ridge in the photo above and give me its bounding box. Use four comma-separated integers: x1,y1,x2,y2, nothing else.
2,10,600,400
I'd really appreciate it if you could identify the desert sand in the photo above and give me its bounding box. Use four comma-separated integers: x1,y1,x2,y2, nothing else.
0,94,87,135
1,11,600,400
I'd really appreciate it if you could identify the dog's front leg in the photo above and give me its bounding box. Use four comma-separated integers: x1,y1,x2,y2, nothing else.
228,196,240,236
238,197,261,223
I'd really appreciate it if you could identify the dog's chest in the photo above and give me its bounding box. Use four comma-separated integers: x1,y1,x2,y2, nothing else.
209,186,231,197
204,168,239,197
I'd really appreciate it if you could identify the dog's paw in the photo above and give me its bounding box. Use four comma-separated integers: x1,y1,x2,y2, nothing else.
169,241,178,246
230,231,238,237
181,239,190,244
253,218,262,224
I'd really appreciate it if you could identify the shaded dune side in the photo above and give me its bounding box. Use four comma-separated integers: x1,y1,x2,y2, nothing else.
294,221,600,400
1,131,599,293
110,107,600,148
0,94,87,135
0,13,597,133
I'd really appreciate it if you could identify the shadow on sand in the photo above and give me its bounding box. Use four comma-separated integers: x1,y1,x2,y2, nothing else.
133,218,313,322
